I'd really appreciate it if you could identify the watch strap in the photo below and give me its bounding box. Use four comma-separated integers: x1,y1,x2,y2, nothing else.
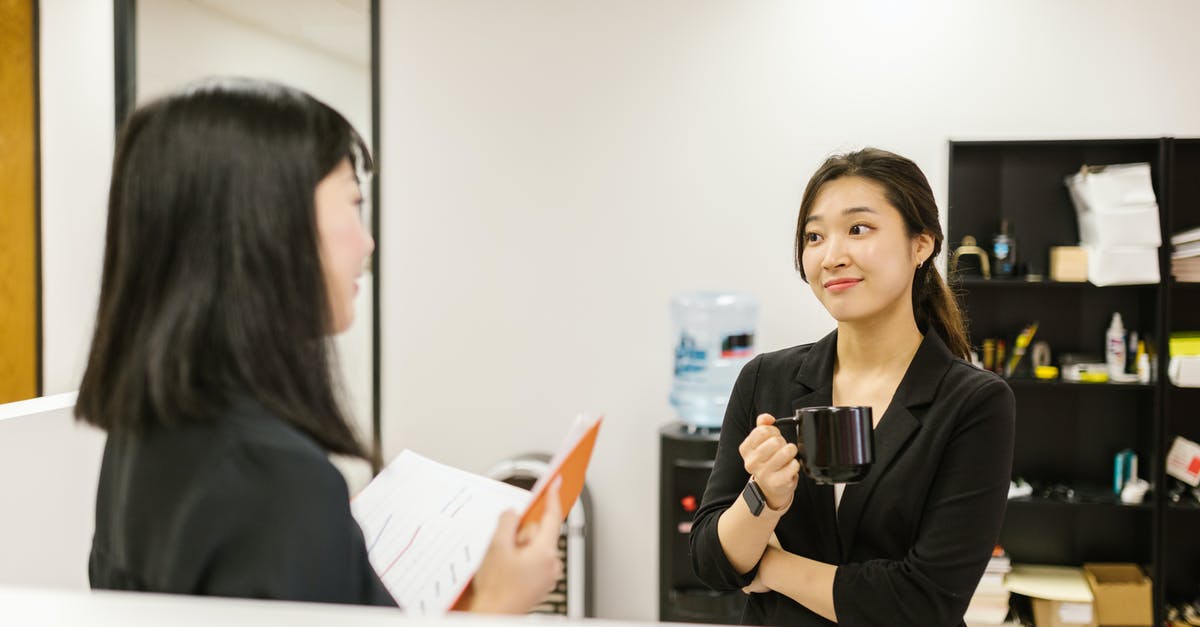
742,478,766,516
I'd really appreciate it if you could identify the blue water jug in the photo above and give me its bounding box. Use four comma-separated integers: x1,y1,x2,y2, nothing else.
670,292,759,429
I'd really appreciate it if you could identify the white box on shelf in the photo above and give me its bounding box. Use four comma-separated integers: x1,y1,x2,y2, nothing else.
1168,356,1200,387
1066,162,1162,248
1085,246,1160,286
1075,203,1161,248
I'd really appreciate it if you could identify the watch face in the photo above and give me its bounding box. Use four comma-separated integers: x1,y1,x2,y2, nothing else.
742,480,765,516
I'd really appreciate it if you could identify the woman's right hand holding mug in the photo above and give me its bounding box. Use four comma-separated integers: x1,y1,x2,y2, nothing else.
738,413,801,512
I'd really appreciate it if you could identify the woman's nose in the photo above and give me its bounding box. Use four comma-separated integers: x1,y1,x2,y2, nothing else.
822,235,849,269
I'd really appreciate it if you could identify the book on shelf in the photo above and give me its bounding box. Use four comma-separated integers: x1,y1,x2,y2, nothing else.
965,545,1013,625
1172,255,1200,282
1171,226,1200,247
349,414,603,615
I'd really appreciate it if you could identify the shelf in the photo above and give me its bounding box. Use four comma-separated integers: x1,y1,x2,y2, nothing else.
952,277,1159,289
1007,496,1152,511
1004,378,1154,391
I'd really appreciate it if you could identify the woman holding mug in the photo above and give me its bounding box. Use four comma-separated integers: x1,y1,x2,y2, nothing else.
690,148,1015,626
78,78,561,613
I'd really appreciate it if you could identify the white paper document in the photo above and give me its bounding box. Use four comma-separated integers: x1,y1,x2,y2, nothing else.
348,414,603,616
350,451,532,615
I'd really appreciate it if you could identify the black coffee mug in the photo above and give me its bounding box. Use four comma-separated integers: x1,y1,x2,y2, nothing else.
774,406,874,484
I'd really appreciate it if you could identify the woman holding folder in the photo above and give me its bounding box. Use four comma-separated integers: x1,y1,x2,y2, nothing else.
77,78,560,613
690,148,1015,626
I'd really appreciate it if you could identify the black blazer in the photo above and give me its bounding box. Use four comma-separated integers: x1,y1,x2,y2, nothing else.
690,329,1014,626
89,396,396,607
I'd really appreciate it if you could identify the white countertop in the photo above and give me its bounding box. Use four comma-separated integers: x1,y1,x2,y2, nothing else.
1,586,659,627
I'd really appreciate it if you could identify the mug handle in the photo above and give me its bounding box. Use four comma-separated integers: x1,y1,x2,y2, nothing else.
768,417,808,477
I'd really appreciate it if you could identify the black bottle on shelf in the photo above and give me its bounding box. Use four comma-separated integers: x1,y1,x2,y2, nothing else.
992,219,1017,277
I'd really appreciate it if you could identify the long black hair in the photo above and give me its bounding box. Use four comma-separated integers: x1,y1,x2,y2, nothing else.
793,148,970,359
77,78,372,458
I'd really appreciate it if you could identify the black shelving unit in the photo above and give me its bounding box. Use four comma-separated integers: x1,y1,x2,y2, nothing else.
948,138,1200,625
1162,137,1200,608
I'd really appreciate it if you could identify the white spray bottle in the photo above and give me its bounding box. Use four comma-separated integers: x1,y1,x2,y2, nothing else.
1106,312,1126,380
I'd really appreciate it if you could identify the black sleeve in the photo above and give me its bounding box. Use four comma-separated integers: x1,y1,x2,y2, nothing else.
194,445,398,607
832,377,1015,626
689,354,764,591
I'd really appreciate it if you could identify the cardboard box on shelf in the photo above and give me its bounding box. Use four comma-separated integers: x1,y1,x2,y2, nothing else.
1082,563,1152,626
1050,246,1088,282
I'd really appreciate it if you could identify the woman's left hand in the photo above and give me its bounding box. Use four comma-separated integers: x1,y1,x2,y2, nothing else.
465,480,564,613
742,536,782,594
742,570,770,595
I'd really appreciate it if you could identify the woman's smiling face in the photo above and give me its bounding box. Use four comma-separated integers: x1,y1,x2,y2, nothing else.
800,176,932,325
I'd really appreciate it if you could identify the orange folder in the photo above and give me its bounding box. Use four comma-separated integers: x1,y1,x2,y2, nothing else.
518,415,604,528
451,415,602,609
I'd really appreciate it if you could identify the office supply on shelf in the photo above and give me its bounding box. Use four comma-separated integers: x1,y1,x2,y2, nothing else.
351,414,603,615
1003,322,1039,377
952,235,991,279
1060,354,1110,383
1114,449,1136,494
1034,365,1059,380
1166,435,1200,487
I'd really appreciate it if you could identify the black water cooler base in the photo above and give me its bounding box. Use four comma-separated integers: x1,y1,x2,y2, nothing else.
659,423,745,624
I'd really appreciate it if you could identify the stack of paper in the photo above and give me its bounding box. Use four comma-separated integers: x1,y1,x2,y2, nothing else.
965,545,1013,625
1172,227,1200,282
1005,565,1096,627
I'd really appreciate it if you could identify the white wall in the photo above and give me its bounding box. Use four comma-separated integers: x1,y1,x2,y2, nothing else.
39,0,114,395
0,393,106,589
379,1,1200,620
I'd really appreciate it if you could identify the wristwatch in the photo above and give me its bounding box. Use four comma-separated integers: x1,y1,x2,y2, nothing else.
742,478,766,517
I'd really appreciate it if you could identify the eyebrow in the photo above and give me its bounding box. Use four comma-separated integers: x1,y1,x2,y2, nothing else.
804,206,878,226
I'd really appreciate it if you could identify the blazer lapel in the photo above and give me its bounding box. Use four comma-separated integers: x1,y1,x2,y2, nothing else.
834,329,956,562
789,330,841,560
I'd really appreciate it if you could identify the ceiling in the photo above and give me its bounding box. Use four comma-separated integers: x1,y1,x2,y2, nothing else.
186,0,370,67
